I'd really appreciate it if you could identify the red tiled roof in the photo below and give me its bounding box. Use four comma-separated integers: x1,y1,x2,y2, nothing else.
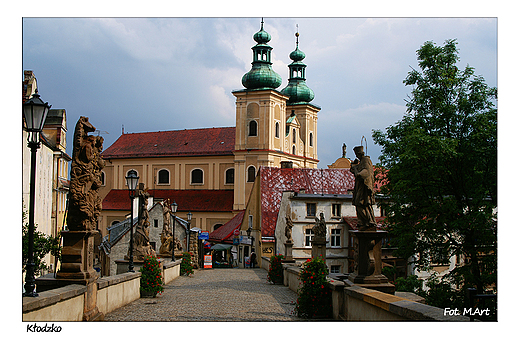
101,127,235,159
208,210,245,243
102,189,234,212
259,167,355,239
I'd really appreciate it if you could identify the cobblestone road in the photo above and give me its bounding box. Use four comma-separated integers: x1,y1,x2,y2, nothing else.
104,268,301,322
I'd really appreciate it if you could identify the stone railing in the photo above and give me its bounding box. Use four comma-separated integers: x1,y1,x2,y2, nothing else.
281,263,470,321
23,259,182,321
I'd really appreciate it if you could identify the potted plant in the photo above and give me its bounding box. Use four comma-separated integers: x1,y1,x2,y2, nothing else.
267,254,284,284
139,254,164,298
294,257,332,319
180,252,194,276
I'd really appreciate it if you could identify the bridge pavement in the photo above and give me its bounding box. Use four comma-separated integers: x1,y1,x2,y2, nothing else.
104,268,301,322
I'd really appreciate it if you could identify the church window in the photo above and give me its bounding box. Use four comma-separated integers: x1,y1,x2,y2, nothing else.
225,168,235,184
249,120,258,136
191,169,203,184
293,128,296,143
309,132,313,147
157,169,170,184
100,171,106,186
292,145,296,155
275,122,280,138
247,166,256,182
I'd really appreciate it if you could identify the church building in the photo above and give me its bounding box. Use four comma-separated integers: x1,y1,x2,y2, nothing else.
99,20,320,240
99,20,320,258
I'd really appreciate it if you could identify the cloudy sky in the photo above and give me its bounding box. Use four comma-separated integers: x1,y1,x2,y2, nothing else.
21,14,497,167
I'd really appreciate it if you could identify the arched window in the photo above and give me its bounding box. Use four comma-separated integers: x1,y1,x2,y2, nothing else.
111,220,120,226
249,120,258,136
293,128,296,143
191,169,203,184
127,169,138,177
100,171,106,186
275,122,280,138
292,145,296,155
309,132,313,147
225,168,235,184
157,169,170,185
213,224,223,231
247,166,256,183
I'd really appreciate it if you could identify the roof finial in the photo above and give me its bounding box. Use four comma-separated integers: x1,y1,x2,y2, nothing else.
261,17,264,29
295,24,299,47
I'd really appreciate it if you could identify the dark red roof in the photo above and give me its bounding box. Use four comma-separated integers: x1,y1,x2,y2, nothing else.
102,189,234,212
259,167,356,239
208,210,245,243
101,127,235,159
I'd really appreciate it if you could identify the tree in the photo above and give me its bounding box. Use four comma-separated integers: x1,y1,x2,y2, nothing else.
373,39,497,295
22,207,62,276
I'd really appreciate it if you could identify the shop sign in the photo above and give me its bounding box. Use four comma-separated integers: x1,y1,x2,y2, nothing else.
199,231,209,240
204,255,212,269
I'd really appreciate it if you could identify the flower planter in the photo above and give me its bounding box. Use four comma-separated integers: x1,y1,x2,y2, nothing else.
140,290,157,298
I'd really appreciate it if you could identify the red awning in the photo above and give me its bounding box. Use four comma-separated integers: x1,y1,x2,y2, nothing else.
208,211,245,243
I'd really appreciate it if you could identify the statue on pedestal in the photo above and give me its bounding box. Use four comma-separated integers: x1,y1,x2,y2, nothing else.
350,145,376,231
313,212,327,238
285,208,294,244
159,200,174,254
130,185,156,260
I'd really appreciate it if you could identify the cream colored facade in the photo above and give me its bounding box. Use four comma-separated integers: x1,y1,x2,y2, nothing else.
232,89,320,210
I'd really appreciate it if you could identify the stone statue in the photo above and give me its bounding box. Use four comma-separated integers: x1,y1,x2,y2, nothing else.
350,146,376,230
285,208,294,243
342,143,347,158
313,212,327,238
159,200,174,254
67,116,104,231
130,186,156,260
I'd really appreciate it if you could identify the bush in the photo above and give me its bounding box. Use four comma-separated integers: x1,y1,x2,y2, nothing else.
294,257,332,319
180,252,194,276
139,254,164,295
267,254,284,284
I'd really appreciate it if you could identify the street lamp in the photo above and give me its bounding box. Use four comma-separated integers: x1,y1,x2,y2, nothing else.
23,89,51,297
126,171,139,272
186,211,193,252
171,201,178,261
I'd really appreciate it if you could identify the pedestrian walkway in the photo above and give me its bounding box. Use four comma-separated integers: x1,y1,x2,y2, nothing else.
104,268,300,322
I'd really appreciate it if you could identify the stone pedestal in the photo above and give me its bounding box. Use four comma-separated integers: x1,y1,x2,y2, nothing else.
348,230,395,294
312,236,327,260
47,229,104,320
283,241,295,263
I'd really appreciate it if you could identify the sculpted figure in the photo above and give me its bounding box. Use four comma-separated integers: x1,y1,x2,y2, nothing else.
159,200,174,254
313,212,327,238
285,208,294,243
67,116,103,231
350,146,376,230
131,187,156,260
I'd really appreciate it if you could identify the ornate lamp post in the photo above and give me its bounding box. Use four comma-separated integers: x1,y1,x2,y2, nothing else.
186,212,193,252
126,171,139,272
171,201,178,261
23,89,51,297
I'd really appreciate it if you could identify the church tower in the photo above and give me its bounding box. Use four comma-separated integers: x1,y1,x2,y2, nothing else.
232,20,319,210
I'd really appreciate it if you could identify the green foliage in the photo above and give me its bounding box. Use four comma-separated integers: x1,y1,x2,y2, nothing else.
372,39,497,294
294,257,332,319
22,208,61,275
180,252,194,276
395,275,425,296
267,254,284,284
423,275,463,309
139,254,164,295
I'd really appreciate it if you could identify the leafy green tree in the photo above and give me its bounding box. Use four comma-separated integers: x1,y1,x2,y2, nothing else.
373,39,497,295
22,207,61,276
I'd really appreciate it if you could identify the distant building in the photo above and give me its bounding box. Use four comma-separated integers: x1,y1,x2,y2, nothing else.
22,70,71,274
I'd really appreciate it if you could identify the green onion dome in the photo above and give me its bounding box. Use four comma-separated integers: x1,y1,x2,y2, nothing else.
281,32,315,104
242,19,282,90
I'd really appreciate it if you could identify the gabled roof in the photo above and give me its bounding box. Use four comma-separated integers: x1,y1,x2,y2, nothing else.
101,127,235,159
102,189,234,212
258,167,356,238
208,210,245,243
